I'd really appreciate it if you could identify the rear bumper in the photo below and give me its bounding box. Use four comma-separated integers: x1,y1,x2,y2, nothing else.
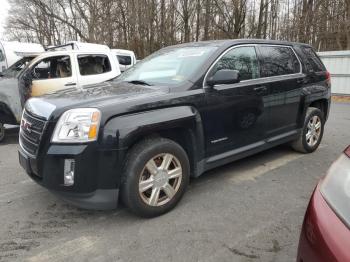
297,183,350,262
19,142,122,210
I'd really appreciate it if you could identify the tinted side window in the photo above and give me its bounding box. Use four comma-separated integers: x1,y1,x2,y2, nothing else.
32,56,72,80
78,54,111,76
209,46,259,81
301,47,325,72
117,55,132,66
259,46,300,77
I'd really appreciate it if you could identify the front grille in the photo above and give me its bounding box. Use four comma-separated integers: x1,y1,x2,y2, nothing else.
19,110,47,156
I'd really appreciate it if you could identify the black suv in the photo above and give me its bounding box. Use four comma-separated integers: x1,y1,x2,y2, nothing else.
18,40,331,217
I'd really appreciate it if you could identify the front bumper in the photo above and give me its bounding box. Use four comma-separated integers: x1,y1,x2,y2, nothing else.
19,142,122,210
50,189,119,210
297,184,350,262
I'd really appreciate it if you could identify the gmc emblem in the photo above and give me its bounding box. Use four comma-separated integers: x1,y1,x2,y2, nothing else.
21,119,32,133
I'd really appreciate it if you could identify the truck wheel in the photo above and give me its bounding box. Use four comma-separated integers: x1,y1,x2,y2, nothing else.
291,107,324,153
0,123,5,143
121,137,190,218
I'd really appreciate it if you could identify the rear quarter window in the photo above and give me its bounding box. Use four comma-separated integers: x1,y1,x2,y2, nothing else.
300,47,325,73
117,55,132,66
259,46,301,77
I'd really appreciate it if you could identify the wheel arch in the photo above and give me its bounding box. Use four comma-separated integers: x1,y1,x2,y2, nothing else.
103,106,206,178
309,99,329,120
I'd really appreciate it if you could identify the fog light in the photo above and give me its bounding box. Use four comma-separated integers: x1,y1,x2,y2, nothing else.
64,159,75,186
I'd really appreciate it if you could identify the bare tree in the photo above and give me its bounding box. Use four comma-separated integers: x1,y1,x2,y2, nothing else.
5,0,350,58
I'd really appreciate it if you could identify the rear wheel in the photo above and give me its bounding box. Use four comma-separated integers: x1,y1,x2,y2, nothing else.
291,107,324,153
121,137,190,218
0,123,5,143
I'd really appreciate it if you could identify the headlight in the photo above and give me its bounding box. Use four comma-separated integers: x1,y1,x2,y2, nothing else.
321,146,350,228
52,108,101,143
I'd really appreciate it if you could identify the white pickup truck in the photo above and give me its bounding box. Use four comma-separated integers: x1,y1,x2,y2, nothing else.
0,41,121,141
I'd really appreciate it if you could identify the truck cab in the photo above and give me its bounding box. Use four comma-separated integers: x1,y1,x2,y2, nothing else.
24,49,120,97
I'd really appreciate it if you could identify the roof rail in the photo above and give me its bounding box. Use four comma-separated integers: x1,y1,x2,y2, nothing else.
45,42,76,51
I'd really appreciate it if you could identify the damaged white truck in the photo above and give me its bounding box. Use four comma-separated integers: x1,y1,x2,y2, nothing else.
0,42,121,142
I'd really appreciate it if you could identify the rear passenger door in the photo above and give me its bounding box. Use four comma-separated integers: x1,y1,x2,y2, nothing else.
256,45,304,138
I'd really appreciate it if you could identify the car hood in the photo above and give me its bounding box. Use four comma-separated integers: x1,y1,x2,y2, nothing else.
25,81,170,121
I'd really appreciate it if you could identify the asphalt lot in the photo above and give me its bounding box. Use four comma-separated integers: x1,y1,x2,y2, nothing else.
0,102,349,262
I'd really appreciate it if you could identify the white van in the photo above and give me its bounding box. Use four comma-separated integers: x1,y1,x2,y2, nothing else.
0,41,44,73
112,49,137,72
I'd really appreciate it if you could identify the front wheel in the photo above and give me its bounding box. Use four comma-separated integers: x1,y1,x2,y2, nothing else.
121,137,190,218
291,107,325,153
0,123,5,143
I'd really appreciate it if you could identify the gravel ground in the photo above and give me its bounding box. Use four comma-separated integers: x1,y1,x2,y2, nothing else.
0,102,349,262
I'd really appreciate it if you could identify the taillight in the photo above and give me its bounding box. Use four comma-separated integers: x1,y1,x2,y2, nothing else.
345,145,350,158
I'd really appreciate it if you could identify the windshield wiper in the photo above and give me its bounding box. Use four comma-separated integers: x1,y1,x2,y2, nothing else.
127,80,152,86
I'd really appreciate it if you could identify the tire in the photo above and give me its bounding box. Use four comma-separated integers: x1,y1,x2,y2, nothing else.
0,123,5,143
121,137,190,218
291,107,325,153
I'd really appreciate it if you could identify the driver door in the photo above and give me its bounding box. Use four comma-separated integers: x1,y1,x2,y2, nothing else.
30,55,77,97
202,46,270,158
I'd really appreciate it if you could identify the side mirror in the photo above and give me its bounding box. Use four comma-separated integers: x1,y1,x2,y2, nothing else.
207,69,240,87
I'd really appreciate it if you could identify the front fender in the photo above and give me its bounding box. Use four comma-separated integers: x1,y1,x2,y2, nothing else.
102,106,205,177
103,106,202,148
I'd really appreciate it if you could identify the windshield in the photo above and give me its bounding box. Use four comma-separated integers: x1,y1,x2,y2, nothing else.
116,46,217,86
2,56,35,77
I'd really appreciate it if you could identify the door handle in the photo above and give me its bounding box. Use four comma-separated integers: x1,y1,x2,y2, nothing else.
65,82,76,86
253,86,267,92
296,78,306,84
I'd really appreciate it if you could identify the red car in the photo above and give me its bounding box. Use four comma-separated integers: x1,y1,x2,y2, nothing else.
297,145,350,261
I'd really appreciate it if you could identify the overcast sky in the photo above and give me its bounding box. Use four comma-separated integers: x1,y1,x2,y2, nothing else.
0,0,10,39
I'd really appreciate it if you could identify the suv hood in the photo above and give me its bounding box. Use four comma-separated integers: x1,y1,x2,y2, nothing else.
25,81,169,121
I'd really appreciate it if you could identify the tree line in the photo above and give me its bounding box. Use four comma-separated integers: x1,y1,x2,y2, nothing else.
5,0,350,58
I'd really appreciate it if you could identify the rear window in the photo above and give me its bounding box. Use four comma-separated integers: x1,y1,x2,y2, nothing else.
301,47,325,72
117,55,132,66
78,54,111,76
259,46,301,77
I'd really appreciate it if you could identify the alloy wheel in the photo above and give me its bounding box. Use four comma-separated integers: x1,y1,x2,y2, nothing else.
306,115,322,147
139,153,182,207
